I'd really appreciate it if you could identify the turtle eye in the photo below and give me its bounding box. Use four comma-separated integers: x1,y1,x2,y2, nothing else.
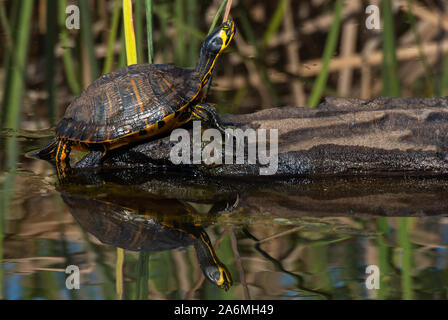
210,37,223,53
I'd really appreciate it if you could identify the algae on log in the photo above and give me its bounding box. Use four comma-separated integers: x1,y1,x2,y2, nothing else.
77,96,448,177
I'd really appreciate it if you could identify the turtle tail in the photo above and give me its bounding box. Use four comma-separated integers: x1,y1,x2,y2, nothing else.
33,137,59,161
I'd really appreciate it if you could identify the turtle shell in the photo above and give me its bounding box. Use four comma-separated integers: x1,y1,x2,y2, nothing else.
56,64,201,143
61,192,199,252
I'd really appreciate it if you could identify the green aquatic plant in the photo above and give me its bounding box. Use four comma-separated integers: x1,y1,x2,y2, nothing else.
307,0,343,107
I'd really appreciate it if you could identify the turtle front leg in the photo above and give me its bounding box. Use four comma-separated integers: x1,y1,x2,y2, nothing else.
191,103,230,133
55,139,73,181
75,145,108,169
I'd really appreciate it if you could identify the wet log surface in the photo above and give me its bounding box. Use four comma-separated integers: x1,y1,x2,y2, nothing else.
77,96,448,177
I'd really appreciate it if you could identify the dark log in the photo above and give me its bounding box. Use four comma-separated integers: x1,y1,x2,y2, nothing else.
77,96,448,177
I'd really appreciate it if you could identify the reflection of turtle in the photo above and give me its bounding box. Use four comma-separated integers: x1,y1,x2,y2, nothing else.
34,21,235,179
60,190,232,290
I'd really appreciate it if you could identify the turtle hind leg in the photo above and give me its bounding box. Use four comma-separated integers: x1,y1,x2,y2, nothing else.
33,137,59,161
191,103,231,133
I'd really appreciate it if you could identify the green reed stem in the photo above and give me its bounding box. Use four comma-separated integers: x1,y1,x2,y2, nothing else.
405,0,434,96
153,2,168,61
381,0,401,97
263,0,289,49
79,0,99,81
376,218,389,299
136,252,150,299
0,1,13,52
103,0,122,74
398,218,413,300
145,0,154,64
0,0,19,126
123,0,137,64
116,248,124,299
58,0,81,96
45,0,58,125
208,0,228,35
1,1,34,296
115,1,139,298
118,25,127,67
135,0,144,64
440,48,448,96
307,0,343,107
175,0,186,66
187,0,199,66
4,0,33,130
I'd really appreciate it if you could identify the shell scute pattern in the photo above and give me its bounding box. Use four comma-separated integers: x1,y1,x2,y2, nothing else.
56,64,201,143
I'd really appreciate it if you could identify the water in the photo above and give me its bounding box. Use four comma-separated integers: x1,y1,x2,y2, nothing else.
0,131,447,300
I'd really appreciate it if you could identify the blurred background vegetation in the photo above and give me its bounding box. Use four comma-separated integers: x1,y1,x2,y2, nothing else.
1,0,448,300
1,0,448,132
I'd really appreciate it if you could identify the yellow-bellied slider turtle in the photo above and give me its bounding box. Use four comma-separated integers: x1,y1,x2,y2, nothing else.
35,21,235,178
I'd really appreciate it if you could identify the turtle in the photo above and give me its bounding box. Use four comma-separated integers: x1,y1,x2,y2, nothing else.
35,21,236,178
60,187,233,290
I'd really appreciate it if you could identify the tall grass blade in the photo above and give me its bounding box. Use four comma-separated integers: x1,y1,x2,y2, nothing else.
45,0,58,125
187,0,199,66
208,0,228,35
4,0,33,130
58,0,81,96
145,0,154,64
116,248,124,299
441,47,448,96
0,0,14,53
381,0,401,97
175,0,186,66
262,0,289,49
134,0,144,64
307,0,343,107
115,0,140,299
0,0,34,298
79,0,99,81
153,2,168,61
136,252,150,299
0,0,20,126
103,0,122,74
123,0,137,65
398,218,413,300
376,218,389,299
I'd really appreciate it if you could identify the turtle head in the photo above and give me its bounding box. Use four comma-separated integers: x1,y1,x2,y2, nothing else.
196,20,235,86
203,264,233,291
194,230,233,291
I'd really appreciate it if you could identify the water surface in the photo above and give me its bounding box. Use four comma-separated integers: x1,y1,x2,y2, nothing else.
0,131,447,300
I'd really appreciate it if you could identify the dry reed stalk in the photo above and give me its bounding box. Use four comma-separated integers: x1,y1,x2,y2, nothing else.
299,40,448,77
222,0,232,22
234,35,274,107
230,229,250,300
398,0,448,32
337,2,360,96
283,0,305,106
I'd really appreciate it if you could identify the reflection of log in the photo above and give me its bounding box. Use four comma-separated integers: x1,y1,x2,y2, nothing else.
65,171,448,218
78,96,448,177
